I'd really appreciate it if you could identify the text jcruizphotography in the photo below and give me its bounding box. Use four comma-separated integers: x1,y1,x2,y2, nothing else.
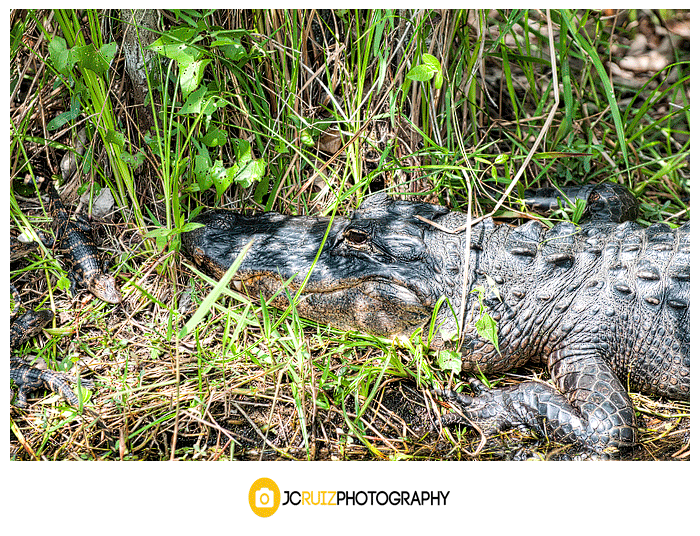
282,489,450,506
249,477,450,517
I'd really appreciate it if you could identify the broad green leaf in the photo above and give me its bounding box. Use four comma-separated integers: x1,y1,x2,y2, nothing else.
179,86,207,114
233,139,252,161
201,127,227,147
230,158,265,189
105,129,125,149
180,58,210,96
48,36,72,76
212,36,247,62
406,64,435,82
47,94,81,131
100,42,118,65
209,159,232,198
120,150,145,168
421,53,441,71
475,312,500,355
300,129,314,147
71,44,110,75
437,349,462,375
194,150,212,190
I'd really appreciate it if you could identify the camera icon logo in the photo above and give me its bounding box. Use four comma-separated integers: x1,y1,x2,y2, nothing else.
255,487,274,508
249,478,280,517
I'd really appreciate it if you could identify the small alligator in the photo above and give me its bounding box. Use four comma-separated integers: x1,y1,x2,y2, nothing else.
10,308,88,408
38,179,122,304
182,183,690,452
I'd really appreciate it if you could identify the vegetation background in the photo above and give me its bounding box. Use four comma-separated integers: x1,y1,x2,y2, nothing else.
10,9,689,460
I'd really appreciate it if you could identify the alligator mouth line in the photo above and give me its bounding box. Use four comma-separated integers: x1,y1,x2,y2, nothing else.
228,271,433,340
232,272,427,304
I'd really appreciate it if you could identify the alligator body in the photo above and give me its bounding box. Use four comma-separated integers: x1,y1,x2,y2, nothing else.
182,184,690,452
10,362,82,408
41,180,121,304
10,308,86,408
10,308,54,349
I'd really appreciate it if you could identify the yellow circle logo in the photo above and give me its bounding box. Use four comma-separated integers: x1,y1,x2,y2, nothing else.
249,478,281,517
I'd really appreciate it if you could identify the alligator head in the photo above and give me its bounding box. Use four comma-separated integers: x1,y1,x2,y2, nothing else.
182,193,470,343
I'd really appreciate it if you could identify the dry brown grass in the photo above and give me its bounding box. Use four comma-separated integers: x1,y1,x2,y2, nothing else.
10,9,689,460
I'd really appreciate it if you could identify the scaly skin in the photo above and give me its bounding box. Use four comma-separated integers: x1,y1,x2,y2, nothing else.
9,307,87,408
10,362,82,408
182,184,690,452
41,180,121,304
10,308,54,349
10,308,94,408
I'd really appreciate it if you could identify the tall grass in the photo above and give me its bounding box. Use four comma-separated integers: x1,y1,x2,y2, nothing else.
10,9,689,460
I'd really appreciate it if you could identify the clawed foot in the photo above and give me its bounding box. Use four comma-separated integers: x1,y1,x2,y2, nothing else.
433,378,518,436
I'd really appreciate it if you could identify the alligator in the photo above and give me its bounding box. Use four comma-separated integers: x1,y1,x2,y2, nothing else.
10,308,88,408
38,179,122,304
182,183,690,452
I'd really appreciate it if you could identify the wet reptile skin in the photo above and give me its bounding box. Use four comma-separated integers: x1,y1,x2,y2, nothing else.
182,184,690,452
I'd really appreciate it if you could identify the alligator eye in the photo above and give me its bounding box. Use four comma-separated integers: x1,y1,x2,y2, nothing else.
344,229,368,245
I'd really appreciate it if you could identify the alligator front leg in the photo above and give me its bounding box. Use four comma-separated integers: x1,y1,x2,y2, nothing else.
10,362,87,408
436,349,637,452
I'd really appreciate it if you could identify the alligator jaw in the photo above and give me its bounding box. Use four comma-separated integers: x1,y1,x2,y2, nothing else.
181,208,438,340
231,272,432,339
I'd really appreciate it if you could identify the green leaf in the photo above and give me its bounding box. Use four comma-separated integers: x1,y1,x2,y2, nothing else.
100,42,118,65
57,275,71,293
475,312,500,355
181,222,204,233
179,85,207,114
300,128,314,147
212,35,247,62
71,44,111,75
149,27,200,62
201,127,227,147
47,93,81,131
209,159,232,198
233,139,252,161
179,88,224,117
105,129,125,149
150,41,195,63
180,59,210,96
421,53,441,71
434,70,444,90
437,349,462,375
120,150,145,168
406,64,435,82
144,226,174,251
494,153,509,165
230,158,265,189
144,227,172,239
194,150,212,190
48,36,71,76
